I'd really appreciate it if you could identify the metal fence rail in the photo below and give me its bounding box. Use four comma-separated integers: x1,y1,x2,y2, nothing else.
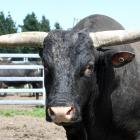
0,53,45,105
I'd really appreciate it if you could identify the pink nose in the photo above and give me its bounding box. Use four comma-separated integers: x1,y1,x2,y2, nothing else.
48,106,75,123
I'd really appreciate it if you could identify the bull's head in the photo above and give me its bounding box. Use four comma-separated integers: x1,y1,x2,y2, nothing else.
0,30,139,125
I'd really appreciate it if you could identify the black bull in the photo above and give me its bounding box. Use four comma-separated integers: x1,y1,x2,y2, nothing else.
0,14,140,140
43,15,140,140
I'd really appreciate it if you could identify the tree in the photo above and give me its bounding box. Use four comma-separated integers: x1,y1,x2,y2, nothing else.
20,12,40,31
40,15,50,32
19,12,50,53
0,12,17,35
5,13,17,33
54,22,62,29
0,12,17,53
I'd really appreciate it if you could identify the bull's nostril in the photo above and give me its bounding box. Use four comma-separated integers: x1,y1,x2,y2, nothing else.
66,107,74,115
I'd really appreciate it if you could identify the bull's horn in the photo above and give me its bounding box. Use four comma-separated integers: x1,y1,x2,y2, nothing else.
89,30,140,48
0,32,48,47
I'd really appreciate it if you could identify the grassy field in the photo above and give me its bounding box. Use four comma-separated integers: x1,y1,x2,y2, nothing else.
0,106,45,117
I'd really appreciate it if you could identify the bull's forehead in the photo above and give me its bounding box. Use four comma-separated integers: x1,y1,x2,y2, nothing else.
52,40,71,64
48,31,77,65
44,30,95,68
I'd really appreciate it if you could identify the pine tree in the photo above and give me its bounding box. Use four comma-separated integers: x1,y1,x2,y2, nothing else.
40,15,50,31
20,12,40,31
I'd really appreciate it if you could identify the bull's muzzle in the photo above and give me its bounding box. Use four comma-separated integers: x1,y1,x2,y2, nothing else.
48,106,75,124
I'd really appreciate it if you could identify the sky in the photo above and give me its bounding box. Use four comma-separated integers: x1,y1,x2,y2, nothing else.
0,0,140,30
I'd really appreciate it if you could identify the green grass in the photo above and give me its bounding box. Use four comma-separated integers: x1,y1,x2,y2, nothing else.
0,106,45,117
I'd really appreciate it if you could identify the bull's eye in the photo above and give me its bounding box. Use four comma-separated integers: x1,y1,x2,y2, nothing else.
84,65,94,77
80,64,94,77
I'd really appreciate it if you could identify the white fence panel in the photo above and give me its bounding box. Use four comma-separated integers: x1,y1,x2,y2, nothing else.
0,65,43,69
0,53,45,105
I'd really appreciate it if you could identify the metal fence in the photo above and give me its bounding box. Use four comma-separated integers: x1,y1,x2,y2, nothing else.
0,53,45,105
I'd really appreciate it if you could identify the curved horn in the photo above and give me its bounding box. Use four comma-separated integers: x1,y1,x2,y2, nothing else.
0,32,48,47
89,30,140,48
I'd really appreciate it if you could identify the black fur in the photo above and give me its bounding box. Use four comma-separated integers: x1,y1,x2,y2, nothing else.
41,14,140,140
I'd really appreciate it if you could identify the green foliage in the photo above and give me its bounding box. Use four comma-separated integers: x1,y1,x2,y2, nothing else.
0,11,17,35
19,13,51,53
40,15,50,32
20,13,51,32
20,12,40,31
0,11,63,53
54,22,62,29
0,11,63,34
0,106,45,117
5,13,17,33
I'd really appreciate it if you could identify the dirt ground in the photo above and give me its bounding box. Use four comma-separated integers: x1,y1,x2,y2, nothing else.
0,95,67,140
0,116,66,140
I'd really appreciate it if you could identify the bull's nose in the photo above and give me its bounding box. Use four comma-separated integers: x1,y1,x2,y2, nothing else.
48,106,75,123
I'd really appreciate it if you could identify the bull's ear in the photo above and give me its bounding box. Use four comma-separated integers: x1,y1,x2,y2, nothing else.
111,51,135,68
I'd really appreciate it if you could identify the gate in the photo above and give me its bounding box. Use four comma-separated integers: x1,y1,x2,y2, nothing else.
0,53,45,105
